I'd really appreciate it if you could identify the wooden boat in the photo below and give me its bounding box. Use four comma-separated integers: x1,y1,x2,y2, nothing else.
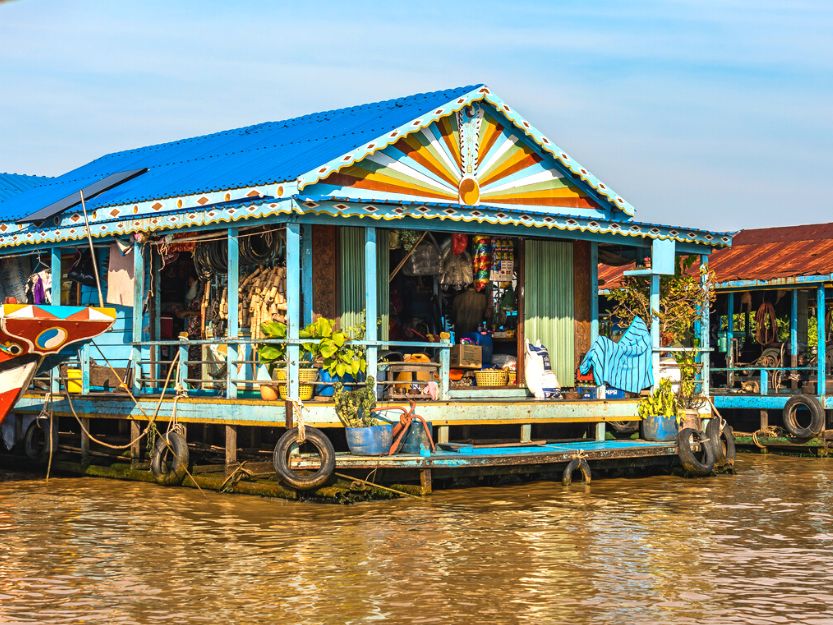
0,303,115,423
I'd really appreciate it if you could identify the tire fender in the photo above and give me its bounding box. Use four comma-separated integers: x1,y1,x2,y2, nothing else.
562,458,592,486
150,430,190,485
782,395,825,440
273,427,335,492
677,427,715,477
23,419,59,462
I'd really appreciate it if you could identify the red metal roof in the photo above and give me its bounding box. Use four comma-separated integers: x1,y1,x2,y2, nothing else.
598,223,833,290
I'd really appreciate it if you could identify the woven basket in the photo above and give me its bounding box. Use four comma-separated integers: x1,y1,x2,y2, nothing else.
279,383,314,401
277,367,317,400
475,369,508,387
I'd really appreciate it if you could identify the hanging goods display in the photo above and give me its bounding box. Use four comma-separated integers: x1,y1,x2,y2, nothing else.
451,233,468,256
402,238,442,276
472,235,492,292
490,238,514,283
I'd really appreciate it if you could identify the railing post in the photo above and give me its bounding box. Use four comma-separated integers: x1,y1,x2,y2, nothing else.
178,338,189,392
226,227,239,399
760,369,768,396
817,285,826,397
80,344,90,395
439,339,450,400
50,247,62,394
364,227,378,389
700,253,710,397
132,241,145,395
286,222,301,400
650,274,661,389
302,223,314,327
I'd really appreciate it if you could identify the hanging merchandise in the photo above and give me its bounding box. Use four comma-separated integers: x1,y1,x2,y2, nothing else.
67,250,97,287
472,235,492,292
239,227,282,266
389,230,401,250
490,238,515,283
399,230,422,252
440,249,473,290
403,238,442,276
25,272,49,305
235,266,288,340
451,233,468,256
193,240,228,279
0,256,30,303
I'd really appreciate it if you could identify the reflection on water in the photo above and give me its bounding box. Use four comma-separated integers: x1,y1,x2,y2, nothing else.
2,455,833,624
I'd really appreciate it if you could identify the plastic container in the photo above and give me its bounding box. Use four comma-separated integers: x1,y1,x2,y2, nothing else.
401,421,433,455
345,424,394,456
315,370,358,397
67,368,82,394
641,416,677,441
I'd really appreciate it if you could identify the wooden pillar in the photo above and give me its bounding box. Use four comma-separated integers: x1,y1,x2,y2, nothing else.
791,289,799,390
80,418,90,465
726,291,735,388
131,241,145,395
595,422,606,442
520,423,532,443
50,248,62,394
419,469,432,495
364,227,378,386
152,249,162,390
700,254,711,397
225,425,237,470
129,420,141,466
302,224,314,326
650,273,661,388
437,425,449,445
226,228,239,400
817,285,826,397
590,242,599,343
286,222,301,400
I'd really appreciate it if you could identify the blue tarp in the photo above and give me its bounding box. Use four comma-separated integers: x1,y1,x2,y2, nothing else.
579,316,653,394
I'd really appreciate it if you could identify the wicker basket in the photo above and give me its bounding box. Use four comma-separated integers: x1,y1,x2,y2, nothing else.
475,369,508,387
276,367,317,400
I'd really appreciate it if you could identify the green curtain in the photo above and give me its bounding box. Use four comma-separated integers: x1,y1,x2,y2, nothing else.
338,227,389,340
524,239,575,386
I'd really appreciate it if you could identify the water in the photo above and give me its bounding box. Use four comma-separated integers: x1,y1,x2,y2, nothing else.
2,454,833,625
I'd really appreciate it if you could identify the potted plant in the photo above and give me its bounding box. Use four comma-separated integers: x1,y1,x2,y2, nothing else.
257,320,317,401
333,377,392,455
638,379,678,441
300,316,367,397
675,349,706,430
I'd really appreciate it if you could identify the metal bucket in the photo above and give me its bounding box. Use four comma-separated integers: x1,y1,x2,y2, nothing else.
641,416,677,442
345,424,393,456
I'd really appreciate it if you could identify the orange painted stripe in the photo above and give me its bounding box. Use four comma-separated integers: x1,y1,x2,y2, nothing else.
479,151,542,187
396,136,459,188
478,120,503,165
325,172,457,201
437,116,461,170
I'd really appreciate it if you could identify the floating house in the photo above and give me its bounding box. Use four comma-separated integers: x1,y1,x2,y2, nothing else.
0,85,732,493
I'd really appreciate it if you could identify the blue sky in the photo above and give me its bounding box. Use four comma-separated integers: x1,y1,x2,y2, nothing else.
1,0,830,230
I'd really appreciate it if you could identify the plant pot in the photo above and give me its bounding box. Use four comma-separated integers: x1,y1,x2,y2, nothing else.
276,367,318,401
680,409,701,431
641,415,678,441
316,370,362,397
345,424,393,456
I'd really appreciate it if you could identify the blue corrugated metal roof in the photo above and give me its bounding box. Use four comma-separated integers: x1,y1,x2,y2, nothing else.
0,85,482,221
0,173,51,203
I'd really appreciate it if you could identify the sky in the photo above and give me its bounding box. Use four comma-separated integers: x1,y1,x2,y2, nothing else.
1,0,831,231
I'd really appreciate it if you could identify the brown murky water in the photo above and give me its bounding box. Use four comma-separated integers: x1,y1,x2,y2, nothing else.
2,455,833,625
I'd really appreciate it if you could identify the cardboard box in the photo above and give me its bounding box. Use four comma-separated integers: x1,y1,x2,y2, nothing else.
450,344,482,369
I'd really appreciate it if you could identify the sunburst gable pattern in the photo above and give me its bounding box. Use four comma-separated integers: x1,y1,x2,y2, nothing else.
309,102,600,214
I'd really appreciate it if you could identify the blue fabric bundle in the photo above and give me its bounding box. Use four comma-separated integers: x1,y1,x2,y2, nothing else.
579,316,653,394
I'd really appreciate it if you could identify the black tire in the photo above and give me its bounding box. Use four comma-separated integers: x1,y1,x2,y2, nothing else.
273,427,335,491
23,419,58,462
706,419,736,469
677,427,715,477
150,431,189,485
562,458,592,486
782,395,825,440
608,420,639,438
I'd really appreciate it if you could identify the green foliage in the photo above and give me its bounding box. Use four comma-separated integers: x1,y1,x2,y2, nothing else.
333,377,382,428
637,378,677,418
674,349,703,412
301,316,367,377
607,256,716,345
257,320,287,371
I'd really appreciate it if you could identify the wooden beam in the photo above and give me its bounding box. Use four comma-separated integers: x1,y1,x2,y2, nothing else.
225,425,237,470
129,420,141,467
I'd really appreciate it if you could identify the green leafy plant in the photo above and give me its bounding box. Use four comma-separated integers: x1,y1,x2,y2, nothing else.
257,320,288,372
333,377,382,428
637,378,677,419
301,316,366,378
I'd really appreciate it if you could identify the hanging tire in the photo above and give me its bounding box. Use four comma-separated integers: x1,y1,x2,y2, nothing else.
782,395,825,440
608,420,639,438
562,458,592,486
706,419,736,468
273,427,335,491
150,430,190,485
676,428,715,477
23,419,58,462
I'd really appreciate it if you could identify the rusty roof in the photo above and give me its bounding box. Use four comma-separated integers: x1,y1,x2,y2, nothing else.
598,222,833,291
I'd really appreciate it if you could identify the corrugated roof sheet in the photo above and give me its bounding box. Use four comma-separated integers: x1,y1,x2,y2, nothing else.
0,85,482,221
0,173,51,202
709,222,833,284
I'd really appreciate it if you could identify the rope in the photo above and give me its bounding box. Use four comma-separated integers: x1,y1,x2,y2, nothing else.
755,302,778,345
293,399,306,444
751,426,784,449
570,450,588,460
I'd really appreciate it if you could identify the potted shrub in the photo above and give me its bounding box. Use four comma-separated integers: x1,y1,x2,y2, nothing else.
257,320,317,401
675,349,706,430
300,316,367,397
333,377,392,455
638,379,678,441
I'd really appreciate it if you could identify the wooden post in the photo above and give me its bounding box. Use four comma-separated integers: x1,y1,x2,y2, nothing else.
286,222,301,400
760,409,769,430
225,425,237,471
364,227,378,387
50,248,62,394
595,422,606,442
419,469,433,495
590,242,599,342
700,254,710,397
818,285,826,397
302,223,314,326
726,291,735,388
80,418,90,466
520,423,532,443
226,228,239,400
132,241,145,395
130,420,141,467
439,338,450,400
437,425,449,445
